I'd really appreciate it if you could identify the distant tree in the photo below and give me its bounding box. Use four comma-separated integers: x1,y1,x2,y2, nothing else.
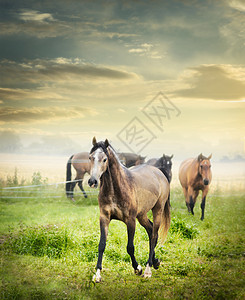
0,131,23,153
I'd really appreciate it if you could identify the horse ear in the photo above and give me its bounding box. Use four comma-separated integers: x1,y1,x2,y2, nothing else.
170,154,173,159
198,153,203,162
208,153,212,160
104,139,109,148
163,154,165,158
92,137,97,146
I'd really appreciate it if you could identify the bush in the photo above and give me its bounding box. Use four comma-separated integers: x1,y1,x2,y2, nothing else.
170,217,199,239
5,224,73,259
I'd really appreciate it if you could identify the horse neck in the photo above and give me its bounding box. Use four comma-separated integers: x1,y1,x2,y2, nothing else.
100,147,126,196
191,158,201,179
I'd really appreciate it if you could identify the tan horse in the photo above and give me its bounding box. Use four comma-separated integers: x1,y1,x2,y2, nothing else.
66,152,91,201
88,137,170,282
179,153,212,220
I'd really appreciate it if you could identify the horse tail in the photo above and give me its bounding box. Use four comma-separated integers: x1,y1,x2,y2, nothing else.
160,192,171,241
66,155,74,197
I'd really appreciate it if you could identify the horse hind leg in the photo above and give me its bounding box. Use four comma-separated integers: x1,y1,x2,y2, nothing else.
126,217,142,276
77,179,88,198
67,181,76,202
144,206,162,278
137,215,160,270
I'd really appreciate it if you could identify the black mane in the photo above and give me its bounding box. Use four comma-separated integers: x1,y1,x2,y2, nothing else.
90,141,110,156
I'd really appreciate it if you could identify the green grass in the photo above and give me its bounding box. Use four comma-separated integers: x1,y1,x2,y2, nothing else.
0,184,245,299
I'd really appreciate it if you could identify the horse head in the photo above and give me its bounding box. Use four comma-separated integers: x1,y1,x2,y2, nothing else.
160,154,173,170
197,153,212,186
88,137,110,188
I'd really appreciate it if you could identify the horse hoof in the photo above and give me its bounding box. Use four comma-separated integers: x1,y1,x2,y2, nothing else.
71,198,75,202
153,259,160,270
135,265,142,276
92,274,101,283
143,264,152,278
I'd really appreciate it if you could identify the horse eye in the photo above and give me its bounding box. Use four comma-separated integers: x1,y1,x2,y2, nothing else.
89,156,91,160
103,158,107,163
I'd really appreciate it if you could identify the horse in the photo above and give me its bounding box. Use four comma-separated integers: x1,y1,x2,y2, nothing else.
179,153,212,220
147,154,173,183
88,137,170,282
118,152,146,168
66,152,91,201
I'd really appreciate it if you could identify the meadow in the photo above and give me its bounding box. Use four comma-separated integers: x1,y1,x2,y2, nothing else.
0,157,245,299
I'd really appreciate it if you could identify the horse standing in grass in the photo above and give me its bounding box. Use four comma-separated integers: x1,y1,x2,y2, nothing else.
179,154,212,220
66,152,91,201
147,154,173,183
88,137,170,282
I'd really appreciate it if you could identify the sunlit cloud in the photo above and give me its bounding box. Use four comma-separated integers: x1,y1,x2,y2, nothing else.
0,106,98,124
174,64,245,101
19,10,55,22
0,59,139,86
228,0,245,11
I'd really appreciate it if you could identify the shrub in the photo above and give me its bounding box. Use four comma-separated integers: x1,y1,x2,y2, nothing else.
170,217,199,239
5,224,73,259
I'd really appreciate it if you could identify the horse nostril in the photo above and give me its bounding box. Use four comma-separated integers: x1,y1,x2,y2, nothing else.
88,177,98,188
204,179,209,185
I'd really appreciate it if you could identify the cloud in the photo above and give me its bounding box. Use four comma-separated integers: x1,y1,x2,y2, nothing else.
127,43,163,60
0,106,98,124
174,64,245,101
19,10,55,22
0,59,138,87
227,0,245,11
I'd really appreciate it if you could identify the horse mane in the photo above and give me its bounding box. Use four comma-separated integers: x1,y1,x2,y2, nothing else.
90,141,124,167
90,141,110,156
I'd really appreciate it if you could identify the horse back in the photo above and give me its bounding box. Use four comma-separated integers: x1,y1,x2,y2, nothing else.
131,165,169,198
72,152,91,173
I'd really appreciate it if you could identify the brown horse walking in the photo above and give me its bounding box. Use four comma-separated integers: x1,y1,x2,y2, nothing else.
88,138,170,282
66,152,91,200
179,154,212,220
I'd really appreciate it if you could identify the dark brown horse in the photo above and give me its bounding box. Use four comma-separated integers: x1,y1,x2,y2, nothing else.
66,152,91,201
147,154,173,183
179,153,212,220
118,152,146,168
88,137,170,282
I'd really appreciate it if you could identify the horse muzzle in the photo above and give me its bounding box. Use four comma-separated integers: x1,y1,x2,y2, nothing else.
203,179,209,186
88,177,98,188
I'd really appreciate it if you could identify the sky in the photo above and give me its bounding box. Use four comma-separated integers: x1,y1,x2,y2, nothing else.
0,0,244,160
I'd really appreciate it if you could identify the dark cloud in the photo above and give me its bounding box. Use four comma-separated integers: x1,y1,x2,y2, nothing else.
174,65,245,100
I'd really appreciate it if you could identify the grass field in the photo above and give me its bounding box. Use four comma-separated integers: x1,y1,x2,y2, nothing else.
0,159,245,299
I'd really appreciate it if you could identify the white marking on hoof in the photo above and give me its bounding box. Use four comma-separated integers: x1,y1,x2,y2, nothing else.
92,269,101,283
71,198,75,202
143,264,152,278
135,265,142,275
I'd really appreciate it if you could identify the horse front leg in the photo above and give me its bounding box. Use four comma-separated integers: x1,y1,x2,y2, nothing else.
126,218,142,275
188,187,198,215
201,188,208,220
93,215,110,283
